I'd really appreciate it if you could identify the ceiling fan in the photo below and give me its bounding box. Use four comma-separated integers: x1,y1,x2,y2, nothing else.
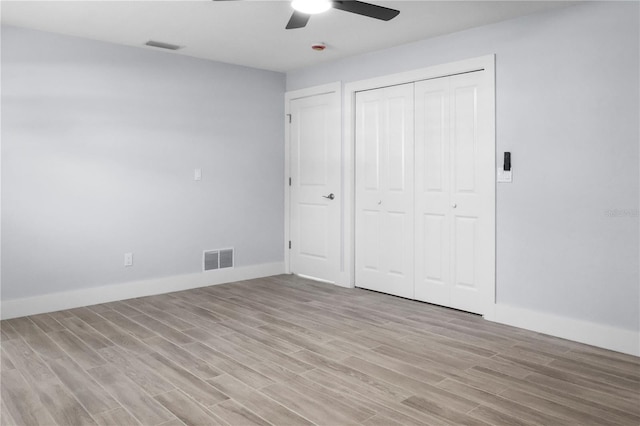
214,0,400,30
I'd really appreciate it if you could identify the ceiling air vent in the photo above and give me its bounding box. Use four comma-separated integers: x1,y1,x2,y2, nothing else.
203,248,234,271
145,40,182,51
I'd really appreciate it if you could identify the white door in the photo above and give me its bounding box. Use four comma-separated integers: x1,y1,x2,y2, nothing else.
289,92,341,283
355,84,415,299
414,76,451,307
414,71,495,314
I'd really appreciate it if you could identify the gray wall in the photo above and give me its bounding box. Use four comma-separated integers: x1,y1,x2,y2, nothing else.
2,26,286,300
288,2,640,331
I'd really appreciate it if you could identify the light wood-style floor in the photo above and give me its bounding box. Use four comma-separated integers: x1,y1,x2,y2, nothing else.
1,275,639,426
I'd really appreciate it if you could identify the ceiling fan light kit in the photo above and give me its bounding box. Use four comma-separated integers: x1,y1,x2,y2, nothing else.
291,0,331,15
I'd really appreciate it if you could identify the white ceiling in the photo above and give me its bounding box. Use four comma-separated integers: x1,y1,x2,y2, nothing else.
1,1,577,72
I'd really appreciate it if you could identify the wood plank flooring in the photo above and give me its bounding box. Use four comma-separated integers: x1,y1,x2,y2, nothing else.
1,274,639,425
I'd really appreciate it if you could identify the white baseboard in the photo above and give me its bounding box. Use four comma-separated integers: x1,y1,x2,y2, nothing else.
486,303,640,357
1,262,285,320
296,274,335,285
5,269,637,358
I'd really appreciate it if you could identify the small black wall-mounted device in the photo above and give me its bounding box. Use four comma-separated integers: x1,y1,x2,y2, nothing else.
504,152,511,171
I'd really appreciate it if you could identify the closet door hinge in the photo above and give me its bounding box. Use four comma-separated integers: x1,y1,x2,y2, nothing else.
289,177,292,186
289,241,292,249
286,114,292,123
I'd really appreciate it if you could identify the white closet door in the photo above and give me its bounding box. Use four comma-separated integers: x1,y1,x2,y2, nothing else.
415,71,494,315
289,92,341,283
355,84,415,299
414,77,452,306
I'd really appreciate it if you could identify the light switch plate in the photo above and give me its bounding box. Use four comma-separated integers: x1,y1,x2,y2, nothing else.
194,168,202,181
124,252,133,267
497,168,513,183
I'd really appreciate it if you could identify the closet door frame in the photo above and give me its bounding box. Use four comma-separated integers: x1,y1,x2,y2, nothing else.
343,55,496,318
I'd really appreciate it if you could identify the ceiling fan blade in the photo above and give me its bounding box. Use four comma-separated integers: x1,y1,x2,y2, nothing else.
286,11,311,29
332,1,400,21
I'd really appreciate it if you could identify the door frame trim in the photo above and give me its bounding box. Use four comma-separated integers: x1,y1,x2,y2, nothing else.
284,82,342,275
343,55,496,313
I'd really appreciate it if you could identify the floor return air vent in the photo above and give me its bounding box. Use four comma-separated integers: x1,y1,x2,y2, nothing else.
203,248,234,271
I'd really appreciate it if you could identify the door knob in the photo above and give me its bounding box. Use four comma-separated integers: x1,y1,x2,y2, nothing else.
452,203,457,208
323,193,335,200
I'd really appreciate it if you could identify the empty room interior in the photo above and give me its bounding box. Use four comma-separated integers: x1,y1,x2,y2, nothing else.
1,0,639,425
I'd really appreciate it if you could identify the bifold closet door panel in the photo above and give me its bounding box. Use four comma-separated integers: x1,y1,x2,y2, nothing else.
355,84,415,299
414,77,452,307
448,71,495,315
414,71,494,315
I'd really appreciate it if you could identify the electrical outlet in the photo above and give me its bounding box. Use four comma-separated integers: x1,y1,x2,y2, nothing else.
124,252,133,267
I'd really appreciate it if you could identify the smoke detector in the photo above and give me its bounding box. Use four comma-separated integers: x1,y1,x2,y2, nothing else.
311,42,327,51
